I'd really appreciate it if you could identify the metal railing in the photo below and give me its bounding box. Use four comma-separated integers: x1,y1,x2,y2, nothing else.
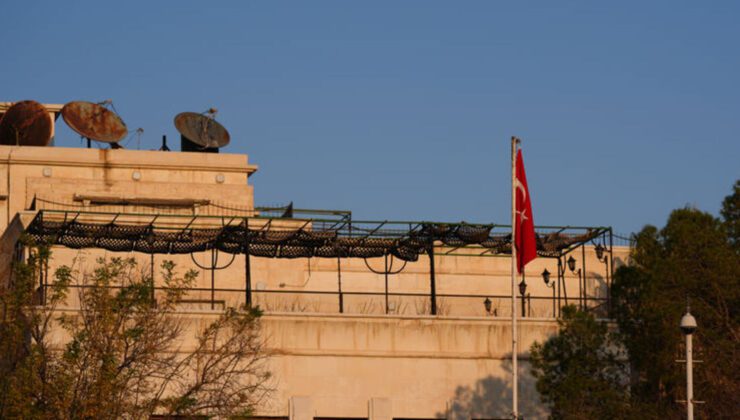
40,284,609,319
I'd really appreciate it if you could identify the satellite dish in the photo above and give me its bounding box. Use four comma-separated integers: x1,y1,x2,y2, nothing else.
61,101,128,145
0,100,54,146
174,111,230,149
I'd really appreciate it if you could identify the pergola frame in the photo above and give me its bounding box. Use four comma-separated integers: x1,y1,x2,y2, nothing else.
24,208,614,317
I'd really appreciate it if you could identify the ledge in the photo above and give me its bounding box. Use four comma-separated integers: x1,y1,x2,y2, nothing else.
0,145,258,175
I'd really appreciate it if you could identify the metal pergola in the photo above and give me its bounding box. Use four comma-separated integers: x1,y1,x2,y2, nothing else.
24,208,615,316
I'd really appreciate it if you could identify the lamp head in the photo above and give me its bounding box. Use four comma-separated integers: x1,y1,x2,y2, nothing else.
518,279,527,296
541,268,551,285
567,256,577,272
595,244,605,261
680,311,697,335
484,297,492,314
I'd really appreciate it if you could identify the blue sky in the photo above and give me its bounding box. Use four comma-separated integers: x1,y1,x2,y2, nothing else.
1,1,738,235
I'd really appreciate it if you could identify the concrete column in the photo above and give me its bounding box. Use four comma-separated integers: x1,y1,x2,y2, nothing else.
289,396,313,420
369,397,392,420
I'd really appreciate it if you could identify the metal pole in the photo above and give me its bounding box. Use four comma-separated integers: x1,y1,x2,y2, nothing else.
521,293,526,317
521,273,526,318
552,285,556,318
581,244,586,310
510,136,519,419
244,223,252,308
44,255,49,305
604,257,610,316
150,253,155,303
39,250,46,305
686,332,694,420
609,228,614,315
245,251,252,308
337,257,343,313
384,254,389,314
428,245,437,315
561,258,569,307
210,248,216,310
557,257,562,317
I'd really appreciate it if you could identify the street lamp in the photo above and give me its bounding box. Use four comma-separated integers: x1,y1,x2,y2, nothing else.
542,269,556,317
680,305,698,420
518,279,528,317
483,297,492,315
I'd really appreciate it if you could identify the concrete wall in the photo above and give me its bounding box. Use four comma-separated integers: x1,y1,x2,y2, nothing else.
43,308,557,419
262,313,555,419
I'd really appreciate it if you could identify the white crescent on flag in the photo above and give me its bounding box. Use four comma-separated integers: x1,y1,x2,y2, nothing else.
514,177,527,202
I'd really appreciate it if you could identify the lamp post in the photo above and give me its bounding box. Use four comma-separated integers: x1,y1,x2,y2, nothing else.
542,268,555,318
518,278,527,317
680,305,698,420
567,256,583,309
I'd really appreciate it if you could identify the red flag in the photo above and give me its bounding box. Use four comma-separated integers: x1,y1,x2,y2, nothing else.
515,149,537,273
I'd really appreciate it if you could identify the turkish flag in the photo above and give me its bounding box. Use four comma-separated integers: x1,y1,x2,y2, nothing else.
515,149,537,273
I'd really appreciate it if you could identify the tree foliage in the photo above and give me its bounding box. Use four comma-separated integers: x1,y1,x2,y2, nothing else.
614,182,739,419
531,180,739,419
530,306,634,420
721,179,740,249
0,250,272,420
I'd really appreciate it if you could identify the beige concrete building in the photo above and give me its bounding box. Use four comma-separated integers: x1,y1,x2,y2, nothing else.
0,105,629,419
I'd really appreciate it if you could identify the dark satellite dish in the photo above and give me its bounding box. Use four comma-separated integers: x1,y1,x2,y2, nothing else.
61,101,127,146
0,100,54,146
174,110,230,152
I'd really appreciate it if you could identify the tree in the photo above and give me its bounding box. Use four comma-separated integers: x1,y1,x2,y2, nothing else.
721,179,739,249
529,306,634,420
531,180,739,419
0,248,272,419
610,181,740,419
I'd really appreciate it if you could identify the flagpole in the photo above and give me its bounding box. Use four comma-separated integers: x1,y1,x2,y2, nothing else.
511,136,519,419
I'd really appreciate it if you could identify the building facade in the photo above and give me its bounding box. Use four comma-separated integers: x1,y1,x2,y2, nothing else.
0,106,628,419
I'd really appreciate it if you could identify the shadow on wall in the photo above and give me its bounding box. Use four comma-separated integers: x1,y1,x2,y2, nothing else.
437,360,548,420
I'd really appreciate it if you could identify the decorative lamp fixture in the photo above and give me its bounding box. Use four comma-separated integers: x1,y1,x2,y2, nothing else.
567,255,577,272
483,297,492,314
595,244,605,261
518,279,527,296
541,268,551,285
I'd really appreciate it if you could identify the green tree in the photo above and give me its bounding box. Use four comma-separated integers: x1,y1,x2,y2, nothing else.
531,180,739,419
610,181,740,419
530,306,633,420
721,179,739,249
0,248,272,419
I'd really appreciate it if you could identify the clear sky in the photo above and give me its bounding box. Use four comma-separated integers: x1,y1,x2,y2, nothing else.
2,1,738,235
